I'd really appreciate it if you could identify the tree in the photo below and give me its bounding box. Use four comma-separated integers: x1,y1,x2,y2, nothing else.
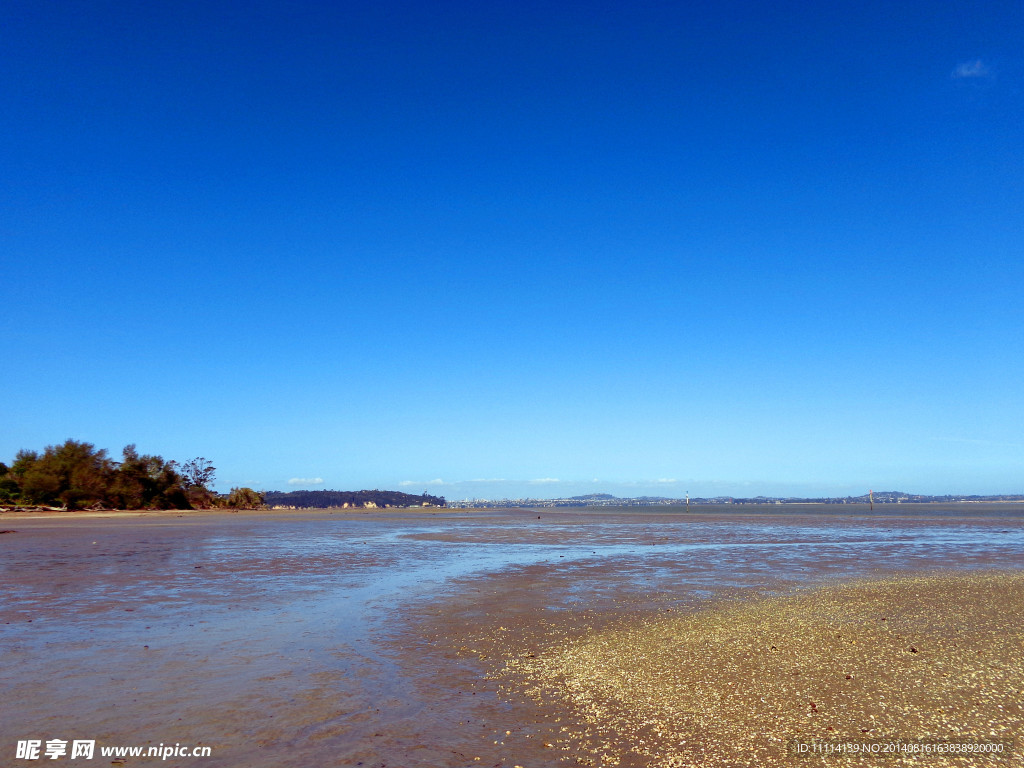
9,450,39,483
2,443,225,510
179,457,215,489
178,457,216,508
109,444,189,509
3,451,41,505
19,440,112,509
225,487,265,509
0,462,17,503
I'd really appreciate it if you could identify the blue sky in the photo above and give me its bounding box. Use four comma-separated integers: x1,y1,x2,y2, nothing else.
3,0,1022,498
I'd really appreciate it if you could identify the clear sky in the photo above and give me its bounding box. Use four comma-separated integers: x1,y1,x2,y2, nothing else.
3,0,1022,499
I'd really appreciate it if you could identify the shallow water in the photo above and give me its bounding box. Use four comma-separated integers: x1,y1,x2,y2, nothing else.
1,507,1022,766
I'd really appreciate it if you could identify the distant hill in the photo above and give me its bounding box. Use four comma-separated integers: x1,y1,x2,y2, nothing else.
264,489,445,509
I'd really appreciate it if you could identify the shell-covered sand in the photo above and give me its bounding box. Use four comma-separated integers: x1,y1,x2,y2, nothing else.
489,572,1023,767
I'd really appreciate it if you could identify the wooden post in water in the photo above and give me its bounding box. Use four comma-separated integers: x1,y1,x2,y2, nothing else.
869,489,874,511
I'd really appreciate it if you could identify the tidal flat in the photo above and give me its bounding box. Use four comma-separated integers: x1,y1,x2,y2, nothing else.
1,506,1022,767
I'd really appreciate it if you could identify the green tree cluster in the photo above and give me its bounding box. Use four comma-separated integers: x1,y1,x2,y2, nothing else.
225,487,265,509
108,444,190,509
0,440,252,511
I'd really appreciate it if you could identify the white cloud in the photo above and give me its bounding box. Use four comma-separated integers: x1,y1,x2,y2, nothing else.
399,479,446,486
952,59,990,79
529,477,560,484
287,477,323,485
656,478,678,484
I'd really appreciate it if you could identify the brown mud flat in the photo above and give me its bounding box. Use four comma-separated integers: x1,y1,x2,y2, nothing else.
1,510,1023,767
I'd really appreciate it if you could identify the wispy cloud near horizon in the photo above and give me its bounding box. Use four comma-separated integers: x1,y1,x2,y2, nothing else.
287,477,323,485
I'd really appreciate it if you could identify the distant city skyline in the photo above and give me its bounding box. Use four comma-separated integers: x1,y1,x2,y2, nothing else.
3,0,1022,497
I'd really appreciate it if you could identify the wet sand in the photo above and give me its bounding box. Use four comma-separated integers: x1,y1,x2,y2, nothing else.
1,506,1022,766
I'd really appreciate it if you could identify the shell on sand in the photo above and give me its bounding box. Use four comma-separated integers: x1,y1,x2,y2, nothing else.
493,572,1024,767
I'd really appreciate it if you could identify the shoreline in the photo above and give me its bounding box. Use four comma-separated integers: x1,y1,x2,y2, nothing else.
4,500,1024,522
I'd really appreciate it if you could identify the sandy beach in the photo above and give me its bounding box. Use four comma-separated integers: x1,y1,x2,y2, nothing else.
2,507,1022,766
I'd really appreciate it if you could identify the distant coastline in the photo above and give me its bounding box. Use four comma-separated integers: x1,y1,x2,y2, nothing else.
263,488,446,509
447,490,1024,508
